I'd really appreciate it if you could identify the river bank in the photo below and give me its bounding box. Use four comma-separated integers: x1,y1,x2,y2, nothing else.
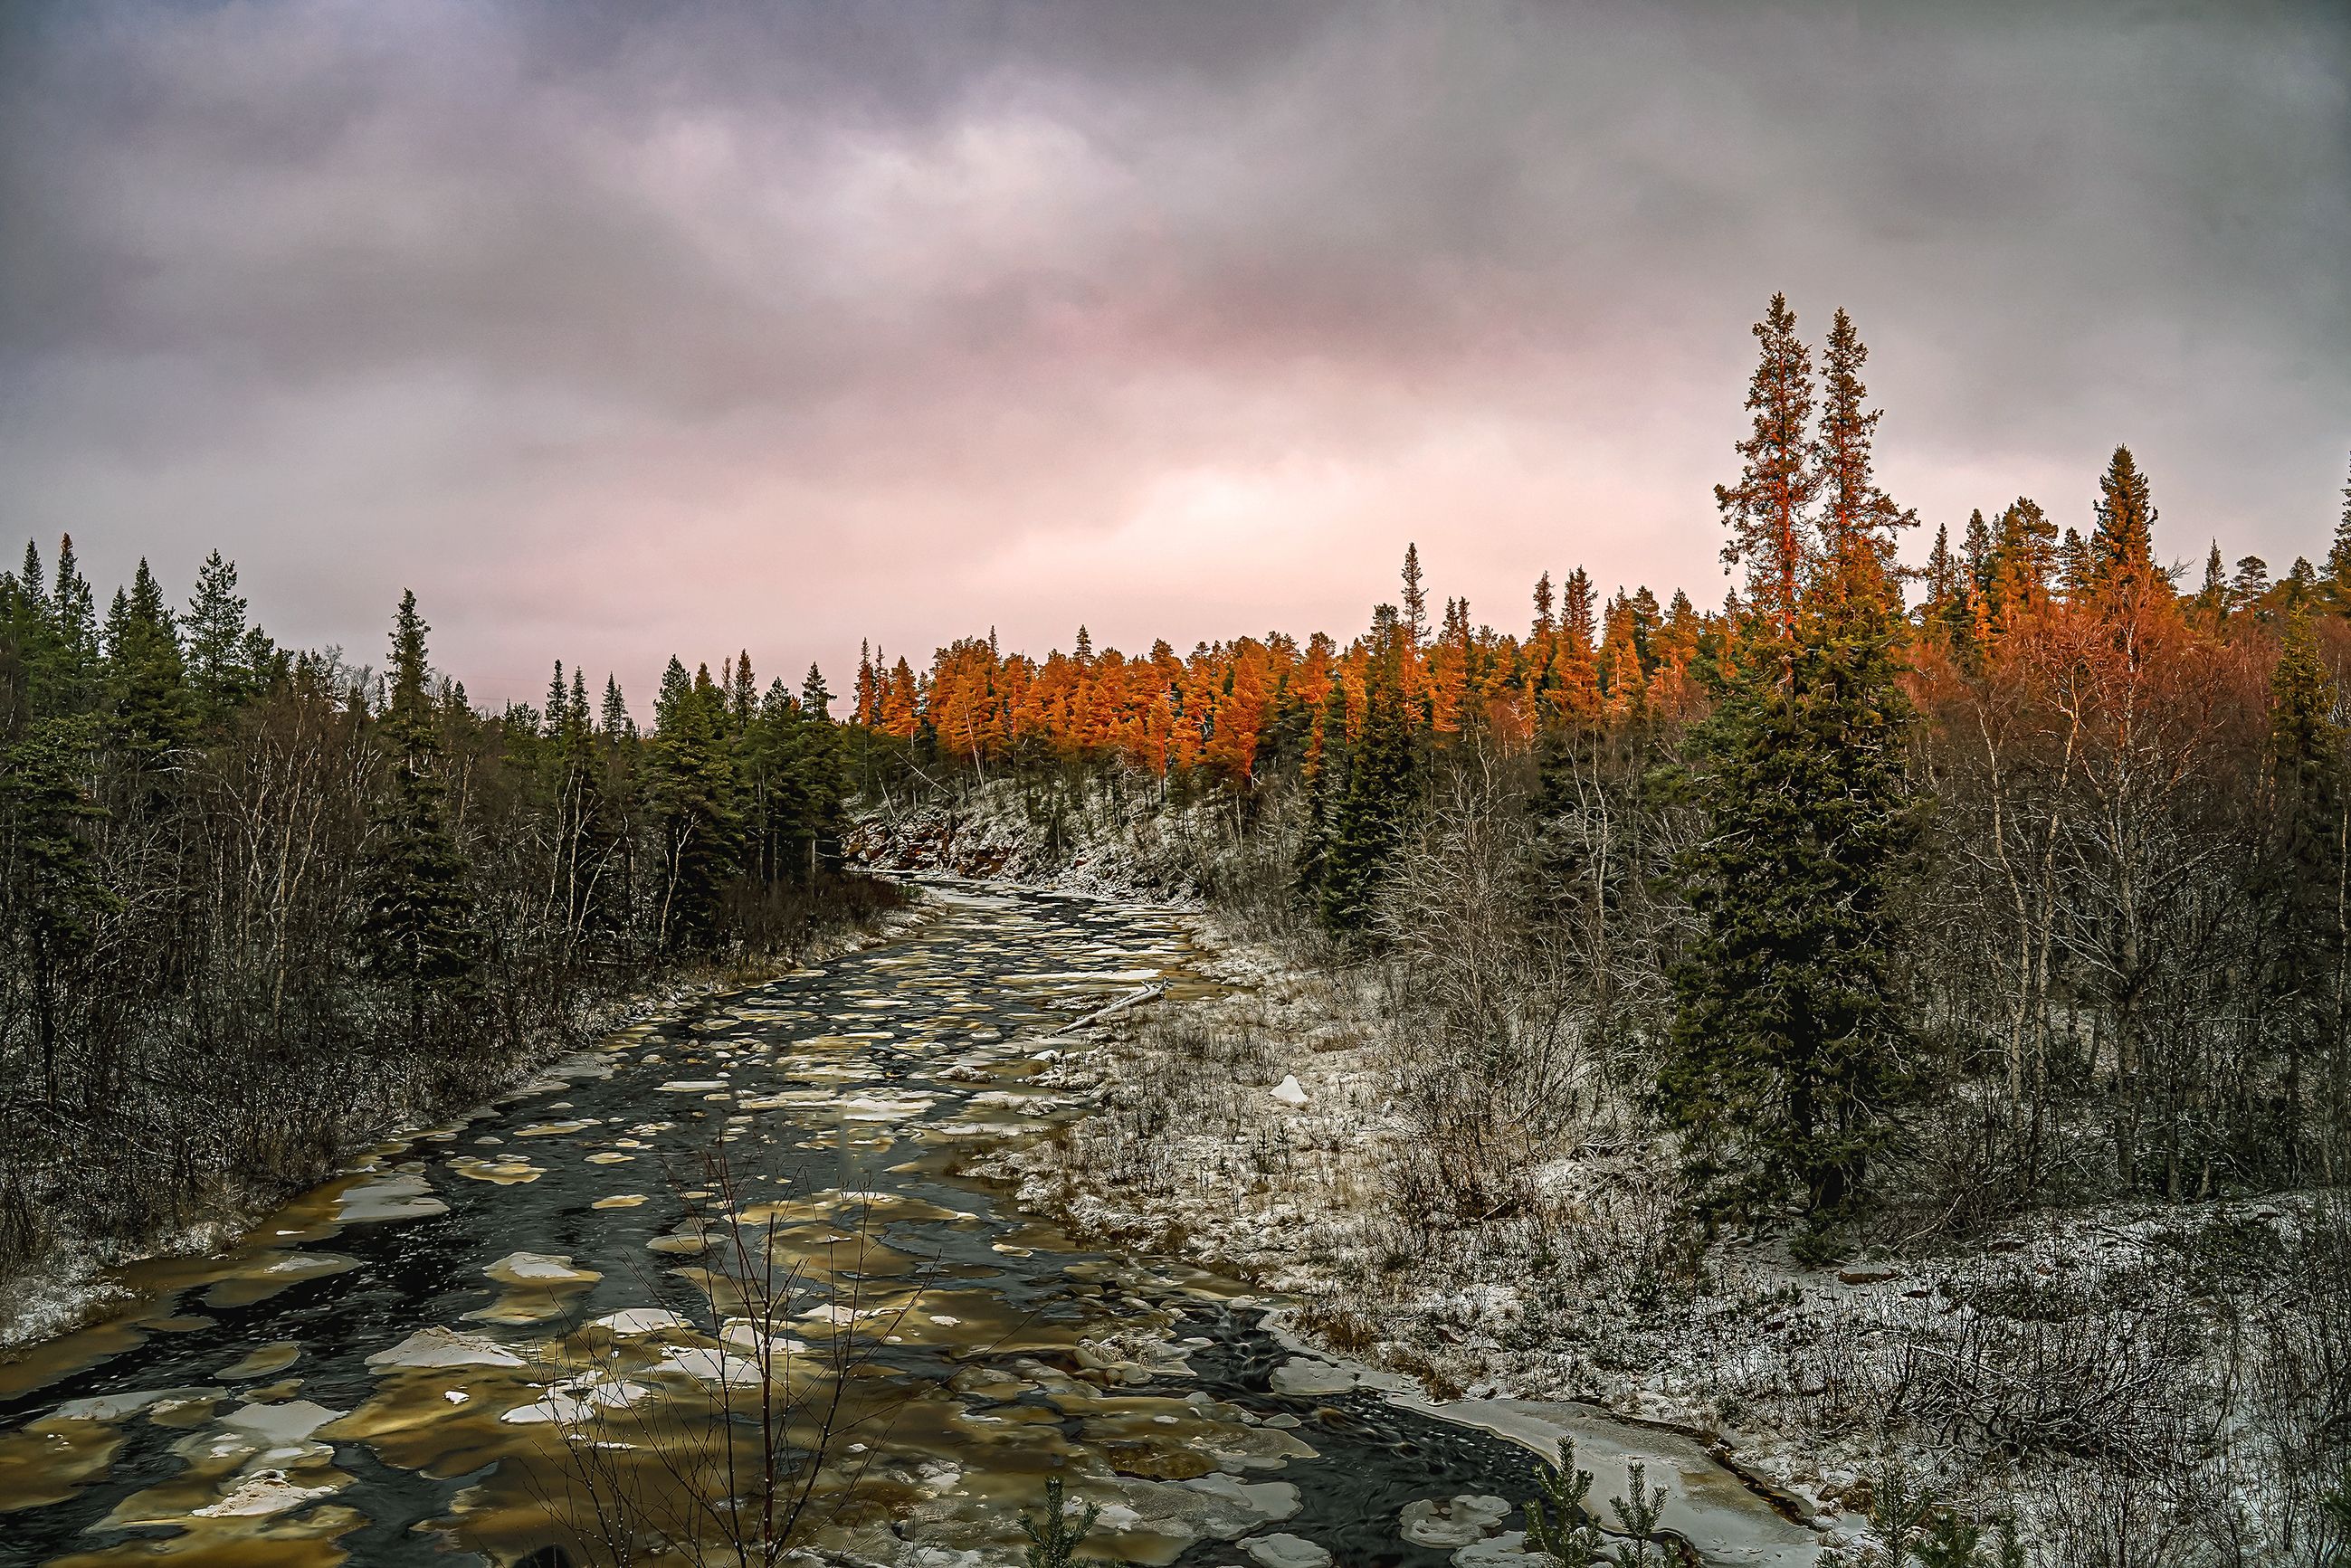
970,897,2346,1563
0,880,1612,1568
0,888,939,1361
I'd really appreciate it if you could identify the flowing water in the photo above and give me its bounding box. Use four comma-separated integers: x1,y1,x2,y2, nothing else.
0,882,1815,1568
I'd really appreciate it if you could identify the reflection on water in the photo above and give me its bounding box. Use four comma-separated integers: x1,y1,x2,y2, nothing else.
0,883,1547,1568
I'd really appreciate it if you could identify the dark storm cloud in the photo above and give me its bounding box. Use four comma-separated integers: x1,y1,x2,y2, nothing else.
1,0,2344,700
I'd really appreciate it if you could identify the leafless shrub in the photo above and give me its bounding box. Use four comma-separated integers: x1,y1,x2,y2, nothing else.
1375,749,1599,1217
528,1145,925,1567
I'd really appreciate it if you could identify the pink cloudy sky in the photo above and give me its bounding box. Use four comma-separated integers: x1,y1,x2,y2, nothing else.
3,1,2346,710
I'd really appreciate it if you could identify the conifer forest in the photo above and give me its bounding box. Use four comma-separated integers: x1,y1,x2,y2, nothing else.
4,5,2347,1567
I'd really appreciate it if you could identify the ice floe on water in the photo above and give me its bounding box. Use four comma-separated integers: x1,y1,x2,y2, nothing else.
366,1326,528,1370
331,1170,447,1222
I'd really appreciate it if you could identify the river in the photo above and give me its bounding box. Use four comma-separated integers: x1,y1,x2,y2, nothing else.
0,881,1816,1568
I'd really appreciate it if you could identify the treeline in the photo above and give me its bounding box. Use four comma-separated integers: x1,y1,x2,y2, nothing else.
855,294,2351,1238
0,549,878,1277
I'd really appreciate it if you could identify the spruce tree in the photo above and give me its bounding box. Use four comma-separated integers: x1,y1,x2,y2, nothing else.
2259,610,2341,1181
1815,308,1916,590
649,655,741,950
102,560,195,780
1713,293,1816,634
1400,542,1429,645
2194,542,2230,623
2326,452,2351,612
2087,444,2165,605
1961,508,1994,593
1319,616,1416,937
357,590,481,1044
1522,1437,1606,1566
1293,680,1349,911
601,673,633,737
48,536,100,714
3,716,117,1105
1661,301,1918,1223
185,550,254,725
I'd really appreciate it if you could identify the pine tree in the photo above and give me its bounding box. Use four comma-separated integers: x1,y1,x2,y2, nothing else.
1714,293,1817,633
1318,620,1416,936
48,535,100,714
649,655,741,950
1017,1476,1104,1568
2259,610,2341,1181
185,550,254,725
1604,1462,1670,1568
2087,444,2165,604
1661,298,1918,1223
601,674,633,737
357,591,481,1045
1962,508,1994,594
2232,556,2274,615
1400,542,1429,645
2194,542,2230,622
1522,1438,1606,1566
2326,453,2351,612
1814,308,1916,595
3,716,117,1104
103,560,195,776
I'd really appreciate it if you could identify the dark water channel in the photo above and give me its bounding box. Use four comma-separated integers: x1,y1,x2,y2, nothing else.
0,883,1554,1568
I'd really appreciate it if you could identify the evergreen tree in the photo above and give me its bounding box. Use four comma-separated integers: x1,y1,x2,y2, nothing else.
601,673,633,737
1661,608,1918,1218
2194,541,2230,622
1986,497,2056,624
1293,680,1351,911
1400,542,1429,645
1522,1438,1606,1566
799,662,834,721
1814,308,1916,594
2327,453,2351,611
4,539,60,725
1961,508,1994,593
1662,299,1918,1223
648,655,740,950
1714,293,1817,633
1561,567,1598,657
2057,527,2090,599
2087,443,2166,604
2258,611,2341,1180
1319,620,1416,936
48,536,100,714
184,550,254,725
357,590,481,1042
2232,556,2274,615
3,716,117,1105
102,560,194,776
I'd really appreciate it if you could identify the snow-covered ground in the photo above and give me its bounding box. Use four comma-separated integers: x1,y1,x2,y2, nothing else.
964,905,2342,1561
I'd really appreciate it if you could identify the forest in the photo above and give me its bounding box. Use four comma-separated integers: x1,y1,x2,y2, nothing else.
0,554,881,1290
3,294,2346,1565
854,295,2351,1233
847,298,2351,1562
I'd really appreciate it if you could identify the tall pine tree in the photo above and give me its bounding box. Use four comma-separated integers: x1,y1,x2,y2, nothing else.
1661,299,1918,1224
357,590,481,1044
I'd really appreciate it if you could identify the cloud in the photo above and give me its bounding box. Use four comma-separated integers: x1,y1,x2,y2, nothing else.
1,0,2344,702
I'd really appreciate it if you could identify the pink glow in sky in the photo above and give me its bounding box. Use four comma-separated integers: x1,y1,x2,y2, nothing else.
4,2,2346,708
